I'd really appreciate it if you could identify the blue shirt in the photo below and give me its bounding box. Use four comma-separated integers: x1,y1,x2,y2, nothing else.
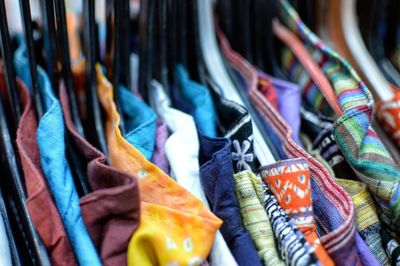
176,65,217,137
119,86,157,160
199,134,262,266
14,40,102,266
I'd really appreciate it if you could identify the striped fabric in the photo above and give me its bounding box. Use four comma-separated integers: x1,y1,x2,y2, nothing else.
337,179,390,265
262,183,320,266
278,0,400,232
233,170,285,266
218,31,360,265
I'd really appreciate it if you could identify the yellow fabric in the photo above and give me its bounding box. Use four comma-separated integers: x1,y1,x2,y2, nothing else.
95,65,222,266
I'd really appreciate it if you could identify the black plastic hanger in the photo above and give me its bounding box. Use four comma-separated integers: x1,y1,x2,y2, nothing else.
19,0,44,118
53,0,91,196
0,4,51,261
39,0,58,89
53,0,84,136
187,0,207,85
105,0,126,134
138,0,155,102
83,0,109,160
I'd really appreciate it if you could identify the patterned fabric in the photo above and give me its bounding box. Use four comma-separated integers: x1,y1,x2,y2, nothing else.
211,88,259,173
376,91,400,147
261,159,333,266
95,65,222,266
381,228,400,265
278,0,400,231
263,182,320,266
151,120,170,174
233,170,285,266
337,179,390,265
199,134,262,266
218,31,359,266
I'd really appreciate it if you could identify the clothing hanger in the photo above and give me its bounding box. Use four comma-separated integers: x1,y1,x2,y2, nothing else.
153,0,168,90
326,0,393,102
105,0,126,134
53,0,91,196
0,5,50,261
138,0,155,102
83,0,109,160
39,0,58,88
19,0,44,118
197,0,276,165
187,0,207,85
53,0,85,135
0,0,21,130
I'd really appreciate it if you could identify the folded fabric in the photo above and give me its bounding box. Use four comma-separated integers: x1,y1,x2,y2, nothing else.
150,79,237,266
59,81,141,266
337,179,390,265
261,159,333,266
119,86,157,160
262,181,320,266
151,119,170,174
176,65,217,137
233,170,285,266
211,88,259,173
14,73,76,266
14,40,99,265
199,134,262,266
96,65,222,265
278,0,400,232
259,73,303,146
218,31,360,265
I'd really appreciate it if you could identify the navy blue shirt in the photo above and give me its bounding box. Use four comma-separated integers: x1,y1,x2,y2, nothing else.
199,134,262,266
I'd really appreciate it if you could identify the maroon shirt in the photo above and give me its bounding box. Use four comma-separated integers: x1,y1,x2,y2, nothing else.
59,83,141,266
14,76,77,266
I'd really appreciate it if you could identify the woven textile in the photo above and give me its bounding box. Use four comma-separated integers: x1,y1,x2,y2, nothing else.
261,159,333,266
376,91,400,148
218,31,359,265
337,179,389,265
278,0,400,230
95,65,222,266
233,170,284,266
262,182,320,266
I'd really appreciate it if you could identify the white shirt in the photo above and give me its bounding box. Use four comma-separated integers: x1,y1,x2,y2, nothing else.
150,80,238,266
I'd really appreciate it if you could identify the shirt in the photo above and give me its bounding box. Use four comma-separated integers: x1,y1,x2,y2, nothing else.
199,134,262,266
233,170,285,266
15,74,76,266
261,159,334,266
176,65,218,137
218,30,360,265
59,82,141,266
150,79,237,266
119,86,157,161
95,65,222,266
35,68,101,265
278,0,400,231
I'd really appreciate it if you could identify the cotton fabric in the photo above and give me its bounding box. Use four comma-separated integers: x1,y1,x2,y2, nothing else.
150,79,237,266
95,65,222,266
199,134,262,266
